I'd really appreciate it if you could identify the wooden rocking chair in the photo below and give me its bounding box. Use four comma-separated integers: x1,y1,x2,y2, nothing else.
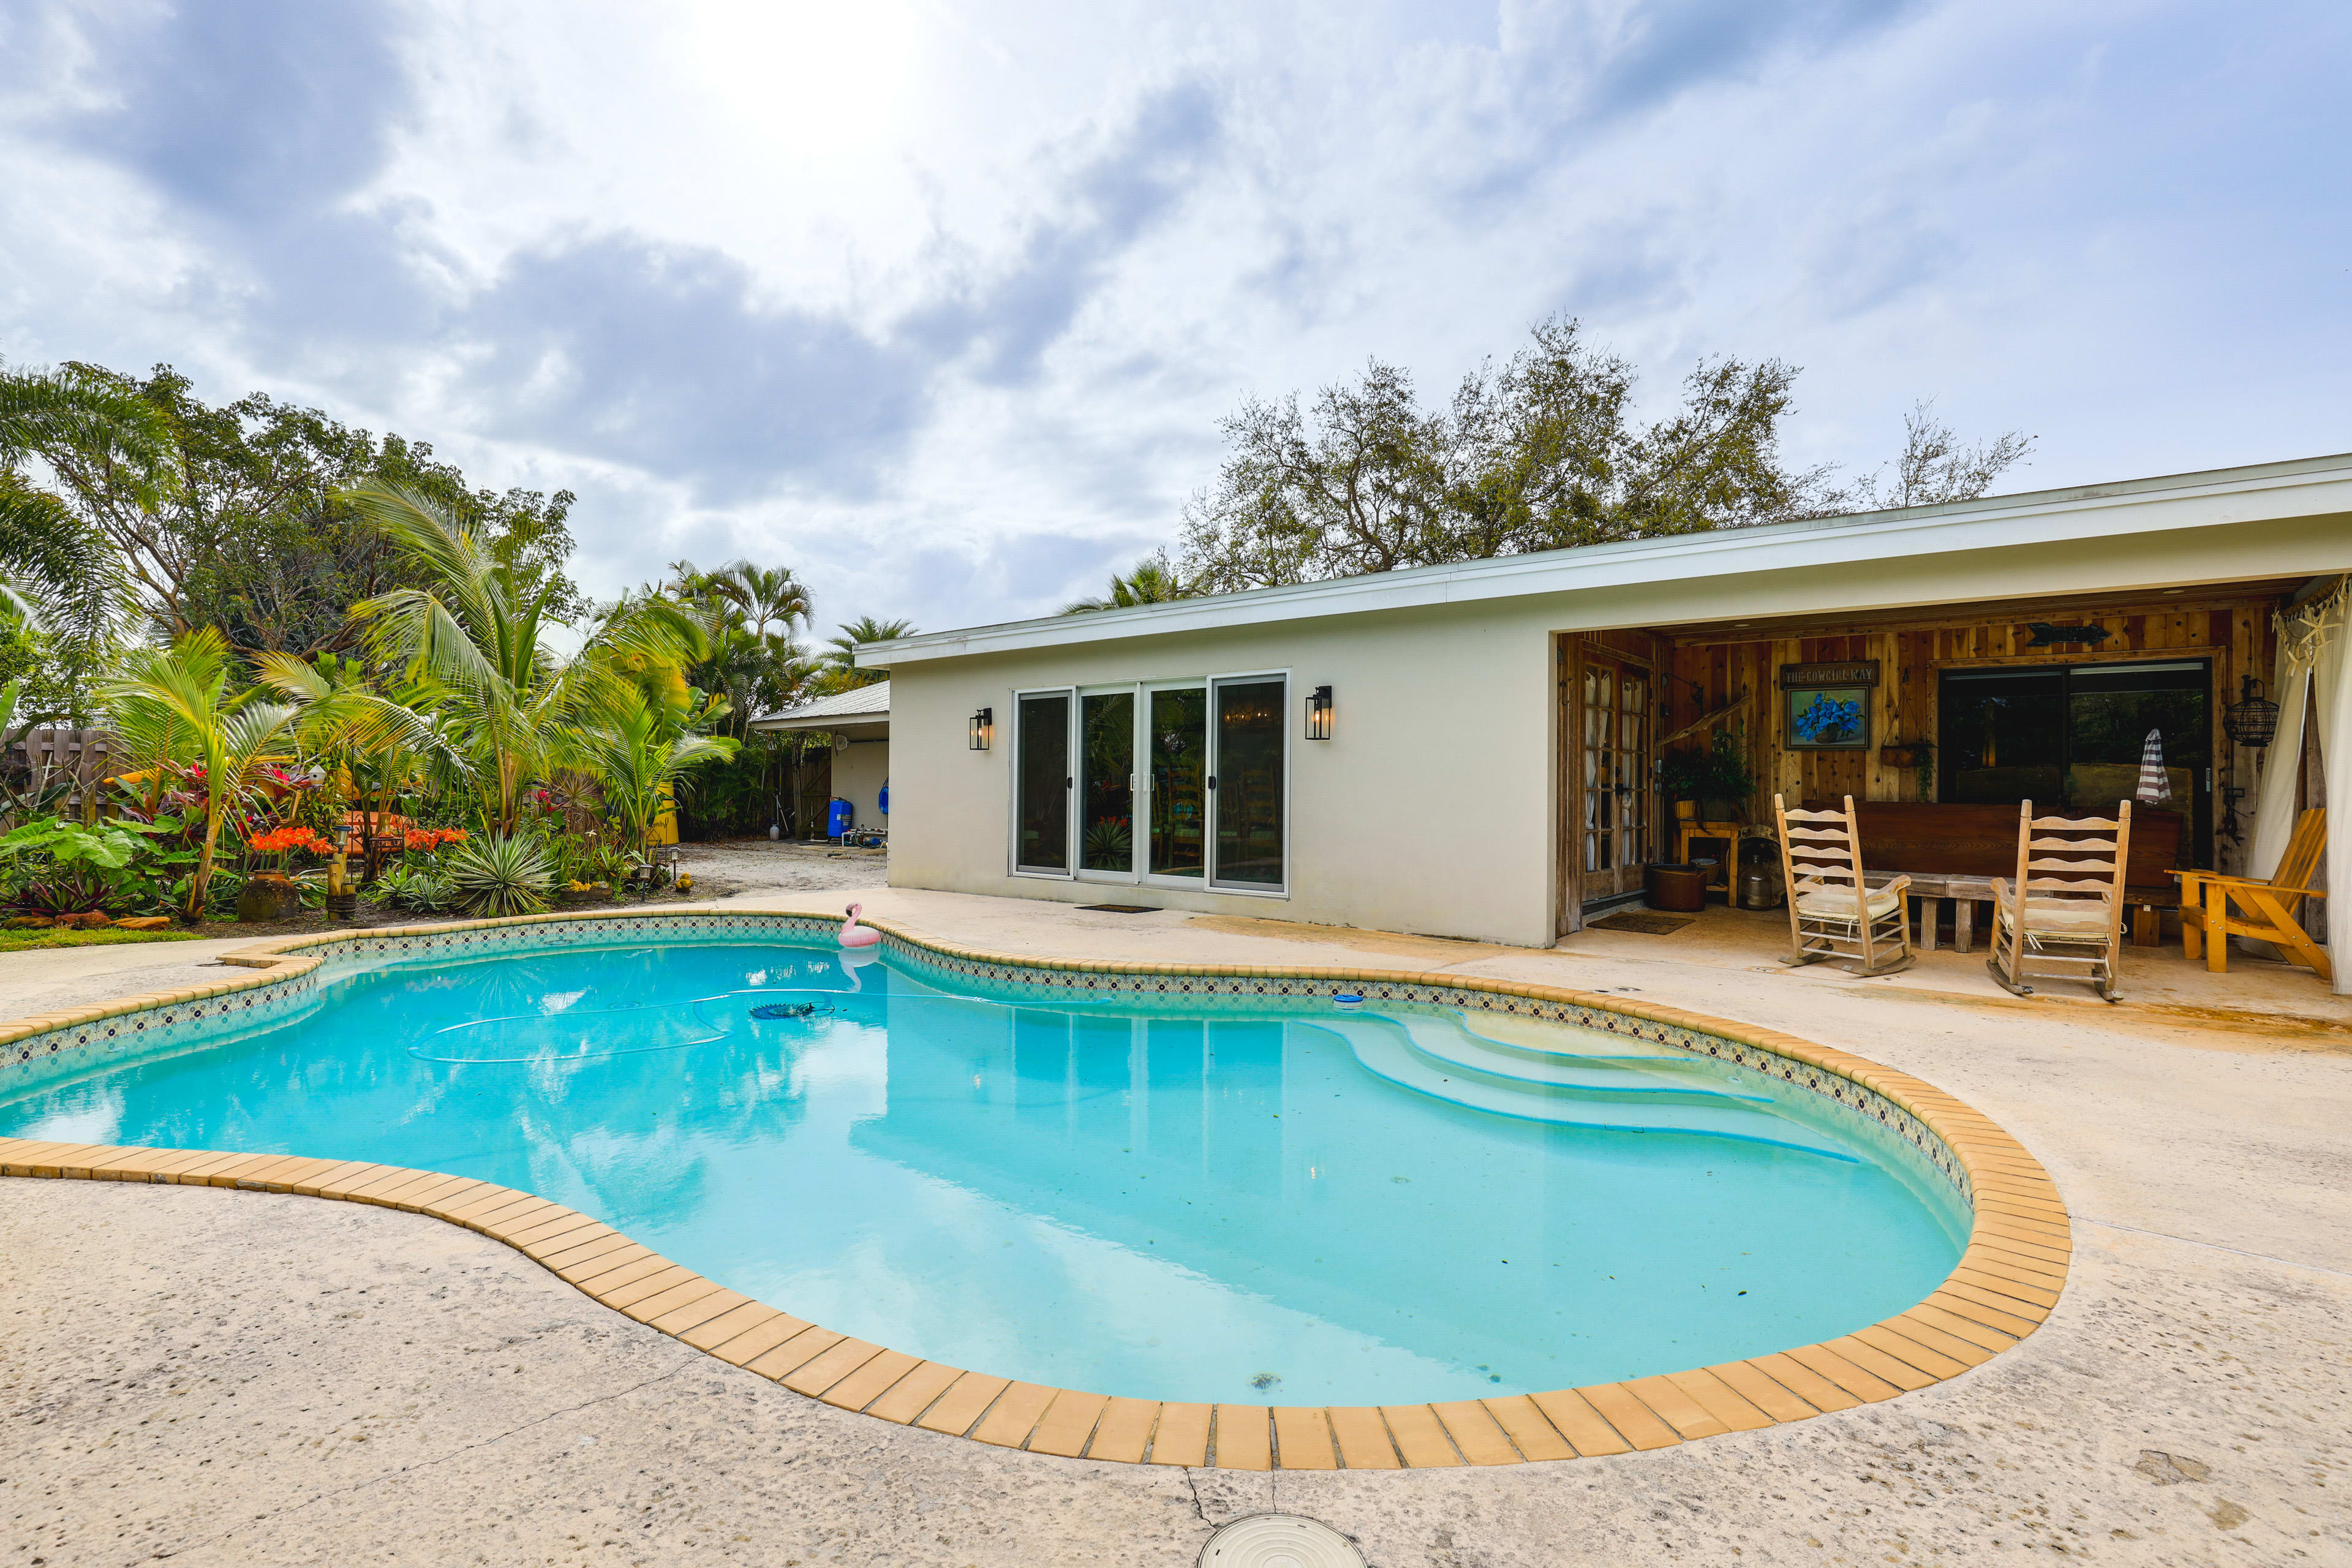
1988,801,2132,1002
2174,808,2331,984
1773,793,1914,976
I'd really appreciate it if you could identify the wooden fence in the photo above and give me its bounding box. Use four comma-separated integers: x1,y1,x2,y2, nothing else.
4,727,119,824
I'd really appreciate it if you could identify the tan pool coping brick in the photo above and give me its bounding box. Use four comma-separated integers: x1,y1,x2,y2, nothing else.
0,903,2071,1470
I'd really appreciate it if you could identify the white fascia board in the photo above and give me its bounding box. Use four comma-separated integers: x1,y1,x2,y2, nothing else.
856,453,2352,668
748,715,889,734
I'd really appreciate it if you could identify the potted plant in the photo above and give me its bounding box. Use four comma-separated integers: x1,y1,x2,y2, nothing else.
1657,748,1706,822
1659,731,1755,823
239,824,326,921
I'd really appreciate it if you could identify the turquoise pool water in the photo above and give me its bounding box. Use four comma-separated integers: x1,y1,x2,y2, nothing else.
0,940,1968,1405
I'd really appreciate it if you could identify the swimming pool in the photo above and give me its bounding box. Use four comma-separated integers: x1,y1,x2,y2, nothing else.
0,922,1973,1409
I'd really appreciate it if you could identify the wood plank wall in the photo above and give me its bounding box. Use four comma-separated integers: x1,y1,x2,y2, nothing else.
1660,595,2282,875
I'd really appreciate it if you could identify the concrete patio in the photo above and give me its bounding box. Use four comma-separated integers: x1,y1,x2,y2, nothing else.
2,887,2346,1566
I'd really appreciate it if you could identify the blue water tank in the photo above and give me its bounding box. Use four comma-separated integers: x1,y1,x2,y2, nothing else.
878,780,889,816
826,798,854,839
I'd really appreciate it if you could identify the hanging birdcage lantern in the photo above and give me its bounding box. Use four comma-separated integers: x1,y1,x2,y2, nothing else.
2223,677,2279,748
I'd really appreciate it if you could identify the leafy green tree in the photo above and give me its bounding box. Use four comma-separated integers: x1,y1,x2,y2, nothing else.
1061,553,1191,614
1831,401,2037,511
19,363,584,657
1179,316,2030,591
0,362,157,636
0,361,173,718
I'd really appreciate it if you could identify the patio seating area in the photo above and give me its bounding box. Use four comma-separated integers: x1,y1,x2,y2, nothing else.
1561,892,2348,1028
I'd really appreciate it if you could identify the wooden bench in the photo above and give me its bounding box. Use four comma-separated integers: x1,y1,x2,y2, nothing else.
1828,802,2187,954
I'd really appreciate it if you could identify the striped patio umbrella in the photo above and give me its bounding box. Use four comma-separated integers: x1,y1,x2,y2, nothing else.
2135,727,2172,804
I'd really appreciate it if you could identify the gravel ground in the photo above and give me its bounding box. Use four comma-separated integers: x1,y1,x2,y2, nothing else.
674,838,889,899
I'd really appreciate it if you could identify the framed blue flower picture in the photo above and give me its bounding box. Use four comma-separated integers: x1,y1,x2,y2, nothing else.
1786,685,1871,749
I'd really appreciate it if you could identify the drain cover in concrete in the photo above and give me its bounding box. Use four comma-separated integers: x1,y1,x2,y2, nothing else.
1198,1513,1364,1568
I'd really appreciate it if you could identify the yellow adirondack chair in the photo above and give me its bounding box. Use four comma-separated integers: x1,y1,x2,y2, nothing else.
2175,809,2330,983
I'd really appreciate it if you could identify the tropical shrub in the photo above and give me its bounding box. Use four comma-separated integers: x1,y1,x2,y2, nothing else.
0,815,190,915
97,629,301,918
372,862,454,913
444,831,554,917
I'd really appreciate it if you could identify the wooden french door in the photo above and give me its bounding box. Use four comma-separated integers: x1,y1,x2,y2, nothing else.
1563,645,1655,917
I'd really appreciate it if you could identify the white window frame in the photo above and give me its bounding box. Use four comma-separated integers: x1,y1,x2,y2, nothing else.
1205,669,1291,898
1138,677,1210,894
1074,684,1142,886
1011,673,1292,898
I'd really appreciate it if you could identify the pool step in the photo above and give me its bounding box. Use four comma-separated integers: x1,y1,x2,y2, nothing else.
1321,1017,1852,1158
1390,1016,1769,1102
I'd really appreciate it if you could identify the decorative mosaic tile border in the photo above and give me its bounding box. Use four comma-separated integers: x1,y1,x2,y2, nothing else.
0,905,2071,1471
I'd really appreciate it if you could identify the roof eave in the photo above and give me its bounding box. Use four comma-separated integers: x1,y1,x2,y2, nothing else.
850,451,2352,668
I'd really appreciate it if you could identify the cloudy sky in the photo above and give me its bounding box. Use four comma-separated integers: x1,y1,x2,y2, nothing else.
2,0,2346,641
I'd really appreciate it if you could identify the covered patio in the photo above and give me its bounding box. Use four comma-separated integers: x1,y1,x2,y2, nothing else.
1561,571,2345,1000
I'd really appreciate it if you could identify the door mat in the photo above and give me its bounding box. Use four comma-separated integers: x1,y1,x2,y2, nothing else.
1077,904,1159,914
1588,911,1696,935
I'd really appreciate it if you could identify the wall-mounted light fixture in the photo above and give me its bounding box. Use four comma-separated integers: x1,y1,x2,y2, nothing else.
1305,685,1333,741
2223,677,2278,749
969,706,993,750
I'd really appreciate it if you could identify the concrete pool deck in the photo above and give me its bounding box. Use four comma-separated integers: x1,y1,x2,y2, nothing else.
4,891,2348,1564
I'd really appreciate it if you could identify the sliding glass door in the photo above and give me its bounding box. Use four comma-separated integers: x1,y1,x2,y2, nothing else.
1077,689,1136,877
1210,677,1285,890
1014,676,1287,892
1014,690,1071,874
1147,685,1207,881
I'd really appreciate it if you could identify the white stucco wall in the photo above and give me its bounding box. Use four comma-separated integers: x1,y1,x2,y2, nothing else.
880,510,2352,948
887,600,1558,943
827,733,890,835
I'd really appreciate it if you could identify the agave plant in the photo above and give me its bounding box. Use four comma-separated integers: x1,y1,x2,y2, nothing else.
443,831,554,918
371,862,454,914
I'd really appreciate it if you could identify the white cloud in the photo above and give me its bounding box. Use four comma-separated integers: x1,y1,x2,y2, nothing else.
1,0,2346,641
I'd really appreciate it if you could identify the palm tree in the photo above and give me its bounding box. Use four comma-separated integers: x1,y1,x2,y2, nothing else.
1060,555,1190,614
571,685,739,859
342,481,695,834
253,650,462,880
672,559,811,641
822,615,914,688
97,628,300,919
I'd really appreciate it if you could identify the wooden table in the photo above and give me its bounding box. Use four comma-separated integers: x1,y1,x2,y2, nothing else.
1898,872,2000,954
1675,820,1744,892
1893,872,2171,953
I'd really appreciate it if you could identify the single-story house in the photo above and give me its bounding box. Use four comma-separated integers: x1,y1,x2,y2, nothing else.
859,454,2350,973
749,680,891,837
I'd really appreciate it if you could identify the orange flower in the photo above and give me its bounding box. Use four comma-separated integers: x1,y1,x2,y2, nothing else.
248,826,326,855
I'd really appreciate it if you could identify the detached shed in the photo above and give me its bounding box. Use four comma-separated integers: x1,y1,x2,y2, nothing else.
750,681,891,839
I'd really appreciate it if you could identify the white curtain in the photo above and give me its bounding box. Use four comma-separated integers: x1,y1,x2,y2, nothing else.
2246,577,2348,993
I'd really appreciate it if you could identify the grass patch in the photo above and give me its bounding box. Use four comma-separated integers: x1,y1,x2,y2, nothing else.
0,927,203,954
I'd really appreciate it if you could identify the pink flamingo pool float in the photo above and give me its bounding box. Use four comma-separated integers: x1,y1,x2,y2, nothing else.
839,902,883,949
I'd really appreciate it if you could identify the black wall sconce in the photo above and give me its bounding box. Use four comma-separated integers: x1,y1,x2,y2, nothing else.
1305,685,1333,740
968,706,993,750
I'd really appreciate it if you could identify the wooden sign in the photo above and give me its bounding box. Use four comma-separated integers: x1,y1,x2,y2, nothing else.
1780,661,1879,688
2023,622,2113,646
